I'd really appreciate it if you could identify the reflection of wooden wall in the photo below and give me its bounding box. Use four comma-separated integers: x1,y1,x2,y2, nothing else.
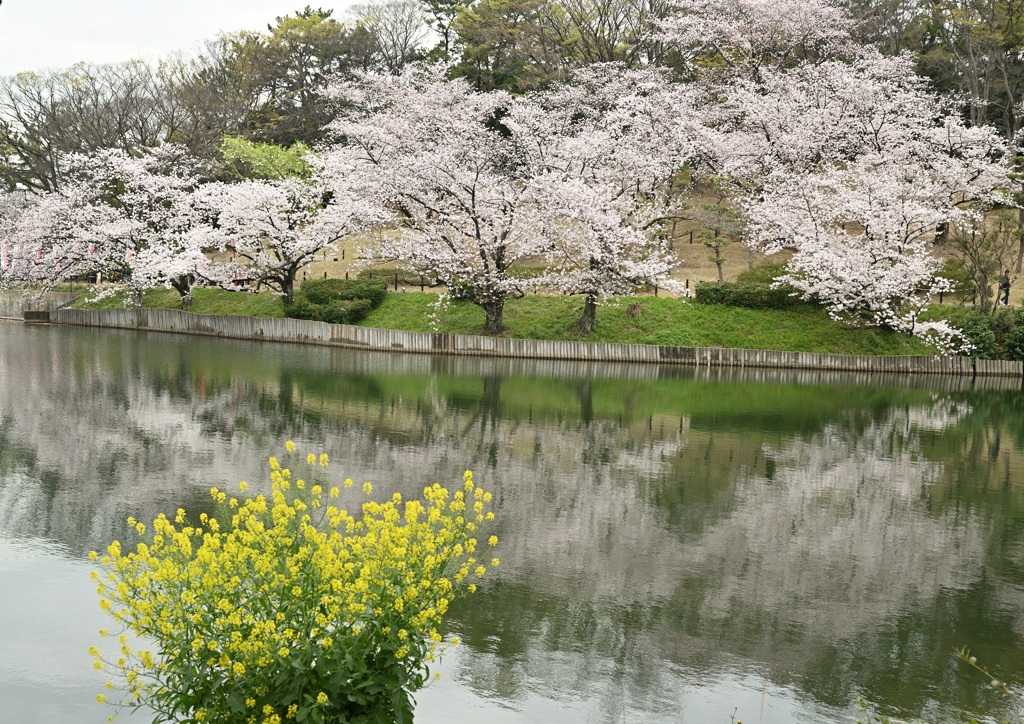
54,308,1024,381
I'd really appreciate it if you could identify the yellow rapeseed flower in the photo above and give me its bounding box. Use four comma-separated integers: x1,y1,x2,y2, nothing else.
91,448,497,723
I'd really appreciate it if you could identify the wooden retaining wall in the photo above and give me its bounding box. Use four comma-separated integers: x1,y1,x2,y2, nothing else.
51,308,1024,381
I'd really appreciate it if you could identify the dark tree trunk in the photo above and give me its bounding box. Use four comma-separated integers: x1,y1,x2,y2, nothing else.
480,376,502,423
481,300,505,335
577,381,593,424
979,271,992,313
575,294,598,335
170,274,195,302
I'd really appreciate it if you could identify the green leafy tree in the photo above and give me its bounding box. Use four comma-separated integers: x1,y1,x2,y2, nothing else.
423,0,468,56
217,136,313,180
452,0,569,91
254,9,365,145
947,209,1020,312
691,180,743,282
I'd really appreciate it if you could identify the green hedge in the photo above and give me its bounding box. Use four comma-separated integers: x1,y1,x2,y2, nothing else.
287,297,375,325
735,263,789,286
919,304,1023,360
300,277,388,308
1005,308,1024,362
286,277,387,324
694,281,805,310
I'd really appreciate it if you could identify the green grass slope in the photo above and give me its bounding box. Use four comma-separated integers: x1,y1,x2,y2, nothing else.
74,288,934,356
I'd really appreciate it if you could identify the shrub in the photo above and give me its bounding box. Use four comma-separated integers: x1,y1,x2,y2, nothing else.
300,278,388,309
284,297,320,321
694,281,805,310
90,446,499,724
319,298,373,325
287,278,387,325
1004,308,1024,362
922,306,1000,359
288,297,374,325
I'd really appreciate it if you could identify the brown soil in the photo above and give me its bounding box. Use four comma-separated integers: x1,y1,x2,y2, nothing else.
298,228,1023,307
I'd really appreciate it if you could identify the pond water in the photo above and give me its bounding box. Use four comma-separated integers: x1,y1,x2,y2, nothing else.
2,320,1024,724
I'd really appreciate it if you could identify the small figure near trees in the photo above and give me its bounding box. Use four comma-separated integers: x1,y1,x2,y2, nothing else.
999,271,1011,306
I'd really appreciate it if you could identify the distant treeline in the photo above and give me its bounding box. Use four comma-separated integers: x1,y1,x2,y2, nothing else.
2,0,1022,193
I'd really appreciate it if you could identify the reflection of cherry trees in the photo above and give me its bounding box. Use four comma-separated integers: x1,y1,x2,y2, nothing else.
696,411,983,639
2,324,1024,721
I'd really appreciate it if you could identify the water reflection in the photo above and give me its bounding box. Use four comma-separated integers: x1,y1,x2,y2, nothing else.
1,321,1023,723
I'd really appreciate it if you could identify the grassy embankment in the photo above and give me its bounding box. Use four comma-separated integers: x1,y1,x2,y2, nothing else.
74,286,935,356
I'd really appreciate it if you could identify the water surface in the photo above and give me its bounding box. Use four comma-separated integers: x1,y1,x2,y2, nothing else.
2,320,1023,723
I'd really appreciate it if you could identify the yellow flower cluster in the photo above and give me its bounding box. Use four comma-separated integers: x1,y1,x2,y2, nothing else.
89,445,499,724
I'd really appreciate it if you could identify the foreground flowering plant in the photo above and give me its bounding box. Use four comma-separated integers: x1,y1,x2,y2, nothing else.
90,445,498,724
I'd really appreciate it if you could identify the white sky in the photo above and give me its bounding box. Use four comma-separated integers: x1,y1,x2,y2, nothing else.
0,1,351,76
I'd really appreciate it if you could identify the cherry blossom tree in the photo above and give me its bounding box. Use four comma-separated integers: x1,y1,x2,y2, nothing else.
325,66,549,335
660,0,858,80
506,64,696,332
193,160,381,305
531,175,682,332
662,0,1015,338
696,55,925,189
749,165,961,331
328,63,708,335
0,146,214,306
738,68,1013,332
1,184,114,293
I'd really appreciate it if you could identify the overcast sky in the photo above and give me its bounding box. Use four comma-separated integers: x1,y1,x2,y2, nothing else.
0,1,348,76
